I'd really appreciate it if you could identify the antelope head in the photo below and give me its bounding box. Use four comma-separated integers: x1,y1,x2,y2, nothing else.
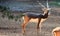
37,0,51,15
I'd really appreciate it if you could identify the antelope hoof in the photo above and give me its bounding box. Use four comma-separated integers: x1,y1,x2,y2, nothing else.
22,30,25,34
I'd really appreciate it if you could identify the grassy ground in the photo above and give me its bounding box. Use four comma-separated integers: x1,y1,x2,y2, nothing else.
0,16,60,36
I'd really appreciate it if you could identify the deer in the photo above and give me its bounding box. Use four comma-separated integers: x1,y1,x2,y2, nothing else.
21,0,51,34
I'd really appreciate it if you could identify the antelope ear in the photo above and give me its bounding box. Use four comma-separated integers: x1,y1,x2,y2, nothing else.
48,11,51,15
47,8,51,10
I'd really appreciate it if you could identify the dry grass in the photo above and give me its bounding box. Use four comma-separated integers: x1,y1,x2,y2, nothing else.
0,15,60,36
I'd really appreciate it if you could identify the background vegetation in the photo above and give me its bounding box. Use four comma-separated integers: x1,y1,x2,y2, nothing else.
49,2,60,7
0,5,24,21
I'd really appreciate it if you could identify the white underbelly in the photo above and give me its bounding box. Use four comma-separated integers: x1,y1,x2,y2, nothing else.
29,18,47,23
22,16,47,23
29,18,38,22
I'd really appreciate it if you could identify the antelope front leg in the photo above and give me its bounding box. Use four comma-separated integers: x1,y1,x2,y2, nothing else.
39,22,42,32
37,18,42,32
37,19,41,29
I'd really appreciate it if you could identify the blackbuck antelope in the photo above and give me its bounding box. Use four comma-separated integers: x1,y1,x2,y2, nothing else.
21,0,51,33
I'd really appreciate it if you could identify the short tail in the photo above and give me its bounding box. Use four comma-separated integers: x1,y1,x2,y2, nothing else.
22,16,24,20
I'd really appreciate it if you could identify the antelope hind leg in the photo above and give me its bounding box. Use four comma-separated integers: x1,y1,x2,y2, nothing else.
22,16,30,33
